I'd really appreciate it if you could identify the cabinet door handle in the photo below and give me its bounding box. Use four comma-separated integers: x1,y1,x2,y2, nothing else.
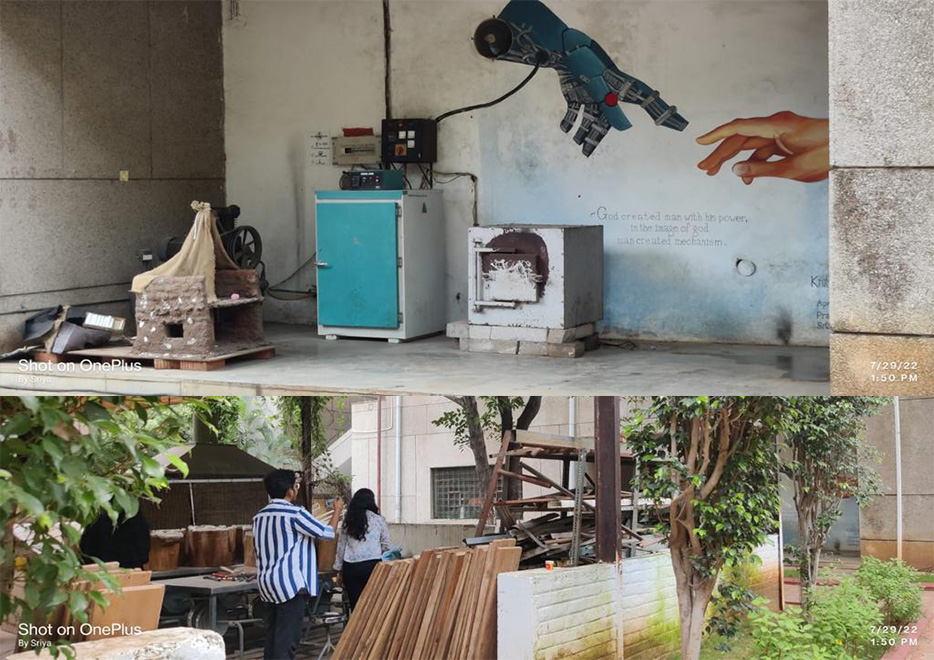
314,261,329,268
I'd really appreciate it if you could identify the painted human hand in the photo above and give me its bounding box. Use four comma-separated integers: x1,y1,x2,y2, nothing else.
696,111,829,184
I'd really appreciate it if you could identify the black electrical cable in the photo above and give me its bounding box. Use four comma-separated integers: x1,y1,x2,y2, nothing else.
435,65,540,123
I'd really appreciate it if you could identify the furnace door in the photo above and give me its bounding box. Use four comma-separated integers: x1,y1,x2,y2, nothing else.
316,200,400,329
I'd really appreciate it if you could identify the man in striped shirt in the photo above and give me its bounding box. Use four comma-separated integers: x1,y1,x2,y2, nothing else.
253,469,335,660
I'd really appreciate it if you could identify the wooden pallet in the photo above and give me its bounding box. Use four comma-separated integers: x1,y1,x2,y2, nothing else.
32,344,276,371
331,540,520,660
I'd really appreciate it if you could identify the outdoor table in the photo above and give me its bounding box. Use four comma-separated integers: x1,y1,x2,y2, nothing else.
153,574,259,632
151,565,219,581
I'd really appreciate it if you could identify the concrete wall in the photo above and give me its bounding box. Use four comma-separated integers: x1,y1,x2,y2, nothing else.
859,397,934,570
497,536,781,660
828,0,934,393
0,0,226,351
223,0,385,325
223,0,830,346
386,521,477,557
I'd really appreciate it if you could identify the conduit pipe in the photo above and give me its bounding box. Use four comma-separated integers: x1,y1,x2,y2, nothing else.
894,396,903,560
396,396,403,523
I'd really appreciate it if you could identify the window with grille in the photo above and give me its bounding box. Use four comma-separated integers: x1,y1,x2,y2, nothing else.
431,466,503,520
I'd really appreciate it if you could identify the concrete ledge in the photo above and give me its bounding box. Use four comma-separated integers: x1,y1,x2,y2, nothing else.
829,168,934,336
829,0,934,167
860,540,934,572
830,333,934,394
35,627,225,659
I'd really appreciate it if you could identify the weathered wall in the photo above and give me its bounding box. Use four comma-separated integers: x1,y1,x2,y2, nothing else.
223,0,829,346
386,522,477,557
497,536,781,660
498,563,622,660
859,398,934,570
828,0,934,393
222,0,385,325
618,552,679,660
0,0,226,352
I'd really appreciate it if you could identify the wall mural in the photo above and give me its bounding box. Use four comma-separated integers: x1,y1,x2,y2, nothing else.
474,0,689,156
471,0,830,346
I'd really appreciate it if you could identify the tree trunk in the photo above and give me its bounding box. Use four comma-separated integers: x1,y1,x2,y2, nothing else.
462,397,494,514
299,396,313,510
797,505,815,613
671,540,718,660
499,397,542,502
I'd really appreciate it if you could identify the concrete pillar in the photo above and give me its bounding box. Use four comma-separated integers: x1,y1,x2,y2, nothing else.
828,0,934,394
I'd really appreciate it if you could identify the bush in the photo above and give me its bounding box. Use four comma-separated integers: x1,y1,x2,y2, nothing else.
747,605,835,660
747,578,892,660
807,578,887,658
856,556,923,626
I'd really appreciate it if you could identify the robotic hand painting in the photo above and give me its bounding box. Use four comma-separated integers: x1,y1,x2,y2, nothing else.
474,0,688,156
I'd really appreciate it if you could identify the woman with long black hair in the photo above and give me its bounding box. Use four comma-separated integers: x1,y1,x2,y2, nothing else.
333,488,391,610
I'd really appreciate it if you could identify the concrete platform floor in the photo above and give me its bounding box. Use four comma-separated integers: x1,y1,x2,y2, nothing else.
0,323,830,396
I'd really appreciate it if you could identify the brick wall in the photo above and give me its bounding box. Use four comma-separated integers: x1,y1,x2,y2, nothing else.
497,535,781,660
619,552,680,660
498,563,622,660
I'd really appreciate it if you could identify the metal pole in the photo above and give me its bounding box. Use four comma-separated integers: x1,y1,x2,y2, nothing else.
594,396,621,564
894,396,903,560
568,396,577,489
395,396,403,523
570,449,586,566
376,396,383,510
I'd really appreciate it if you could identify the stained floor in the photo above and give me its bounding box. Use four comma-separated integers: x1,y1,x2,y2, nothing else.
0,323,830,396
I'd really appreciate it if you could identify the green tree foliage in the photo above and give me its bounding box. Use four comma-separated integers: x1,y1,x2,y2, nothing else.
0,396,195,657
433,397,542,525
626,396,789,660
780,396,886,612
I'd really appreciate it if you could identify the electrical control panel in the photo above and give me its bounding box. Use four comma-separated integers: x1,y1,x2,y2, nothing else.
381,118,438,163
332,135,381,166
339,169,405,190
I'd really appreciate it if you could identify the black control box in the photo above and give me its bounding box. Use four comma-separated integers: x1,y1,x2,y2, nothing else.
339,169,405,190
381,118,438,163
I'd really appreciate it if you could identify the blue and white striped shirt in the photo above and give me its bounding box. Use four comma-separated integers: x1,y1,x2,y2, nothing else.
252,499,335,603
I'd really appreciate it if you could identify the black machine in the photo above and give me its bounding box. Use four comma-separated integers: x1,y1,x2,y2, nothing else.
381,118,438,163
159,204,263,271
339,169,405,191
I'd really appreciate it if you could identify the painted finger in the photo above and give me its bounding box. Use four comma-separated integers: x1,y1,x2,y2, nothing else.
699,136,771,174
696,117,781,145
740,145,779,184
732,158,793,180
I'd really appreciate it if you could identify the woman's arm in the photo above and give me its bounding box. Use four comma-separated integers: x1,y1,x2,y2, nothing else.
379,515,391,553
333,526,347,572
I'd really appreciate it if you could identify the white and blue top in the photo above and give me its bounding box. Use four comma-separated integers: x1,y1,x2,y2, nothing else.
333,510,391,571
251,498,335,603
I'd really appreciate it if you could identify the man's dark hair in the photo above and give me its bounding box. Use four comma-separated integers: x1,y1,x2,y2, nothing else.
264,469,296,499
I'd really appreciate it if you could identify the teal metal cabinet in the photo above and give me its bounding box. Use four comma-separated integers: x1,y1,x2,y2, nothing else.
314,190,445,342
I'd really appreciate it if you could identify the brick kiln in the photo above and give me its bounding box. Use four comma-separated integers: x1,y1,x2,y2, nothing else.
130,202,266,360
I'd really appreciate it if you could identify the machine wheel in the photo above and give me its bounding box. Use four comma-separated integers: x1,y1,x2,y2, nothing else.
223,225,263,270
474,18,512,59
187,602,230,635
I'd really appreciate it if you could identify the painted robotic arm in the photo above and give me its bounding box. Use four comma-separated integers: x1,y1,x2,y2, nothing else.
474,0,688,156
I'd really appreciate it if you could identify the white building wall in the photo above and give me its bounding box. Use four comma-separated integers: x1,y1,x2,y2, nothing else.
349,396,601,525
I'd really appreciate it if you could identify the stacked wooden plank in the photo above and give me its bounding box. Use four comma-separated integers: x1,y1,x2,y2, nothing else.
331,539,521,660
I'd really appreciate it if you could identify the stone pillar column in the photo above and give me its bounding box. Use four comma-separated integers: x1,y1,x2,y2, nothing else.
829,0,934,394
